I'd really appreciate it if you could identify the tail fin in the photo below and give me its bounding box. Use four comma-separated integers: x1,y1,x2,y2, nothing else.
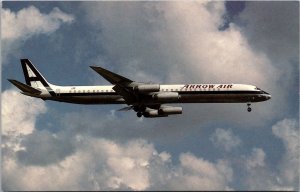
21,59,50,88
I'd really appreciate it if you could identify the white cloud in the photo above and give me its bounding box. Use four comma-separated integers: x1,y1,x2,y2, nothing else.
2,91,298,191
2,89,46,136
210,128,241,152
166,153,233,190
85,1,277,87
245,148,266,170
1,6,74,63
272,119,299,187
240,119,299,190
2,6,74,41
2,137,234,191
1,91,233,190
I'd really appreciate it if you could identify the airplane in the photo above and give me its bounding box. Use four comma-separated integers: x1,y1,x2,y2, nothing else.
8,59,271,118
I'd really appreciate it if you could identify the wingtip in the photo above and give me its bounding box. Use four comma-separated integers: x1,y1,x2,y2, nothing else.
7,79,15,83
90,65,105,71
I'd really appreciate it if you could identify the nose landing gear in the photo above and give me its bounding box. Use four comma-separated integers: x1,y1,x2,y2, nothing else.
247,103,252,112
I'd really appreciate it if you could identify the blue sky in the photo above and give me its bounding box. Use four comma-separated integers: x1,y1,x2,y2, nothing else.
2,1,299,190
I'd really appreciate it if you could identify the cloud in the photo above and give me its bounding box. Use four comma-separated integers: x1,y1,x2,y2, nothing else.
210,128,241,152
245,148,265,170
16,130,75,166
166,153,233,190
237,1,299,63
236,1,299,117
1,6,74,63
2,91,298,191
2,89,46,136
2,137,233,191
2,6,74,41
272,118,299,188
1,88,232,190
82,1,276,85
239,119,299,190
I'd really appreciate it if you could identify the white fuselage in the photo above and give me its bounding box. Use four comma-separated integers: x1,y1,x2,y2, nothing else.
33,83,271,105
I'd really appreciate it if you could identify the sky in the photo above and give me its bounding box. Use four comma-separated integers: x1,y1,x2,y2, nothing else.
1,1,299,191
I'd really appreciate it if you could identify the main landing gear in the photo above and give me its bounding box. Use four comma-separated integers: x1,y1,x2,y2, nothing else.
134,106,146,118
247,103,252,112
137,112,143,118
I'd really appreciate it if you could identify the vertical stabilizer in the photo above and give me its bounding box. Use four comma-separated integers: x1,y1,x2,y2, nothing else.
21,59,50,88
20,59,55,96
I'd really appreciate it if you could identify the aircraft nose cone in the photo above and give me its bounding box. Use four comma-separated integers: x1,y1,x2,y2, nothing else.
266,94,271,100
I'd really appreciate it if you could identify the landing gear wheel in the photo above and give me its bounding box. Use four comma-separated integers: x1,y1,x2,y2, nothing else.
137,112,142,118
247,103,252,112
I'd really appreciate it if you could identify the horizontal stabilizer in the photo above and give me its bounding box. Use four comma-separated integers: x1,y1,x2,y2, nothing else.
8,79,41,95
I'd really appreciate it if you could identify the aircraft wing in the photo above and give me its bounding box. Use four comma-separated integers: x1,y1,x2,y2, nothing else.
90,66,133,85
90,66,137,104
90,66,183,118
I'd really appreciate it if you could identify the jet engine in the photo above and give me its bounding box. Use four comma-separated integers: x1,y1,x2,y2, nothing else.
134,84,160,93
143,108,168,118
158,106,182,115
152,92,180,102
142,106,182,117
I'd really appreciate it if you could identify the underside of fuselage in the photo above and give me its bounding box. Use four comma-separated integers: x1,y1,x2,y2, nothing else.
44,92,268,105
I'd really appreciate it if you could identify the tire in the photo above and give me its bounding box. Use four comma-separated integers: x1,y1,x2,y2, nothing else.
137,112,142,117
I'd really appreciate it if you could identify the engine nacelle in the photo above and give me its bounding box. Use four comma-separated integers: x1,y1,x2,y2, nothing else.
159,106,182,115
152,92,180,102
143,108,168,118
134,84,160,93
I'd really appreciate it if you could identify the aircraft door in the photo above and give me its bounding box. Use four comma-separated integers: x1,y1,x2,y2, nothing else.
56,89,60,96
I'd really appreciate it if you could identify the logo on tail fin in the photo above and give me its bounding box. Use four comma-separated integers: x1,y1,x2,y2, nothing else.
20,59,55,96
